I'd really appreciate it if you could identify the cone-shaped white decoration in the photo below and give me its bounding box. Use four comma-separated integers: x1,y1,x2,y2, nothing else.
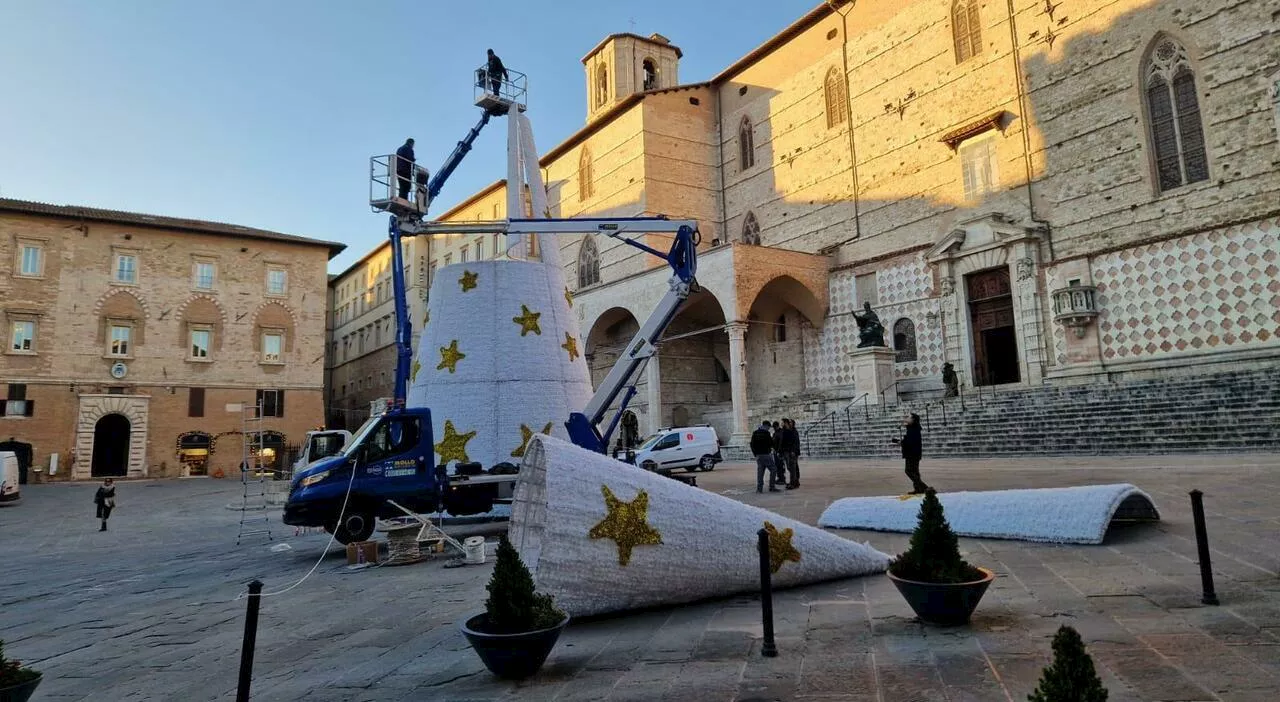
509,435,892,617
406,260,592,471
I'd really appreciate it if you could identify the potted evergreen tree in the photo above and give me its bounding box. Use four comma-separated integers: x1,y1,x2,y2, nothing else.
0,640,41,702
460,535,568,680
1028,625,1109,701
887,488,995,626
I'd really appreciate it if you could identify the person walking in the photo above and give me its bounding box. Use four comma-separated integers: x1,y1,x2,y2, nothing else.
780,418,801,490
892,413,930,494
94,478,116,531
486,49,508,95
751,422,779,493
395,138,416,200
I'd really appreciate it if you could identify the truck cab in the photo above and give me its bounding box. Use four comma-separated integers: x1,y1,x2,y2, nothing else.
292,429,352,473
283,408,514,544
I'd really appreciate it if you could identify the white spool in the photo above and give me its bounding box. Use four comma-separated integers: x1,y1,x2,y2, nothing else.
463,536,487,564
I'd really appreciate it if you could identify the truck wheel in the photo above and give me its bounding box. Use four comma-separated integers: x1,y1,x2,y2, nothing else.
698,456,716,472
333,507,375,545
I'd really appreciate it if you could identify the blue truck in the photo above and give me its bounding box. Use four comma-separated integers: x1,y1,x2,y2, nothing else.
283,66,700,544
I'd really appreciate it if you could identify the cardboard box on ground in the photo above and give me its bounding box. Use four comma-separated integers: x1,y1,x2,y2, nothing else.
346,541,379,565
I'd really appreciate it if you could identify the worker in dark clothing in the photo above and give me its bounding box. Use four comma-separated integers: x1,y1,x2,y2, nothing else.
486,49,508,95
395,138,415,199
750,422,779,494
892,413,929,494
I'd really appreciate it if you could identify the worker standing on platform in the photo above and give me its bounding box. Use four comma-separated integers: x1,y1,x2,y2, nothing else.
395,138,415,199
486,49,508,95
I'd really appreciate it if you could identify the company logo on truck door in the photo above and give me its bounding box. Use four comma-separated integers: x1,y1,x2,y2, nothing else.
383,458,417,478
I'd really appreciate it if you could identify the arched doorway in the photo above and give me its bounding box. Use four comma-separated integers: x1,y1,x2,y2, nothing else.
91,414,131,477
177,432,211,477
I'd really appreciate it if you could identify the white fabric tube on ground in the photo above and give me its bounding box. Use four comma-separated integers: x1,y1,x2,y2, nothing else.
510,435,892,618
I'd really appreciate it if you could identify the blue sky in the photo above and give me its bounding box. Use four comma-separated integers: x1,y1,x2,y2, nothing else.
0,0,817,273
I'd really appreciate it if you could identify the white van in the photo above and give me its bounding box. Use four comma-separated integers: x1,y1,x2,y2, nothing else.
0,451,19,504
632,426,723,473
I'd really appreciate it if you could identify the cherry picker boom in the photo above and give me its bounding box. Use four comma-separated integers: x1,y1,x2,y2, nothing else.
284,66,701,544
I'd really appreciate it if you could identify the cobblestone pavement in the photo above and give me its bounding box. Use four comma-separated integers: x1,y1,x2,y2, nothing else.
2,455,1279,701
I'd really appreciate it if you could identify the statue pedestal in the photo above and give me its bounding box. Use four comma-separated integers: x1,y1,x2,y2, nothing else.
848,346,897,405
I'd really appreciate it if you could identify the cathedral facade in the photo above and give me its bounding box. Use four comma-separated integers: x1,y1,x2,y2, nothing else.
414,0,1280,444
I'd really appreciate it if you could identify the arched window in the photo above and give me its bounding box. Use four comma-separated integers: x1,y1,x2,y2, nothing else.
577,237,600,288
642,58,658,91
1143,35,1209,192
952,0,982,63
741,211,761,245
893,318,917,363
578,147,593,201
824,67,847,128
738,116,755,169
774,314,787,342
595,64,609,108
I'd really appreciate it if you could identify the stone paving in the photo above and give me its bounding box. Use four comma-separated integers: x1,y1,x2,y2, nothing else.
2,455,1279,701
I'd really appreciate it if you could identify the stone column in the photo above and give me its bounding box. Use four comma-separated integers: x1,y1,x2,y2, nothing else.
726,322,750,445
646,353,662,434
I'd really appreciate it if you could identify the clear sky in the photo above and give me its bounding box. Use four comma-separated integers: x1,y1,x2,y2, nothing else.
0,0,817,273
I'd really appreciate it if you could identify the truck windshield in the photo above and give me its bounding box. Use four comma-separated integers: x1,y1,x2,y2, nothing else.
341,417,380,457
308,434,346,461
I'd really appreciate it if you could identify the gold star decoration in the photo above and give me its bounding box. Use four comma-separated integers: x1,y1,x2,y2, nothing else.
410,358,422,382
564,287,574,308
561,333,579,362
513,304,542,336
589,485,663,566
437,339,465,373
763,521,802,574
434,420,476,465
459,270,478,292
511,422,555,458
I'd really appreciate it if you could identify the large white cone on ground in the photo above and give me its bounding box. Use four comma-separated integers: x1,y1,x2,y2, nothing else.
509,435,892,617
406,260,592,471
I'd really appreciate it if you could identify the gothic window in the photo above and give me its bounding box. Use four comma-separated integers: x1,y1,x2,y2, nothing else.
578,147,594,201
577,237,600,288
1143,35,1209,192
824,67,847,128
741,211,761,245
642,58,658,91
595,64,609,108
952,0,982,64
893,318,917,363
738,116,755,170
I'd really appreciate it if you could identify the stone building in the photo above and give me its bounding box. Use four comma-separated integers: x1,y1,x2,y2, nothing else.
0,199,343,480
348,0,1280,445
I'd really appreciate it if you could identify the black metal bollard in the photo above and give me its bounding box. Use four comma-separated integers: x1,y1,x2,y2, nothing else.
757,528,778,658
1188,491,1219,605
237,580,264,702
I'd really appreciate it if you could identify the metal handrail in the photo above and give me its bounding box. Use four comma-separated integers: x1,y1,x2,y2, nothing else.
801,393,869,454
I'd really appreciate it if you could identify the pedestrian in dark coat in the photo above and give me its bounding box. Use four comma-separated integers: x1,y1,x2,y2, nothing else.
486,49,508,95
750,422,779,493
94,478,116,531
395,138,415,199
780,418,801,489
892,413,929,494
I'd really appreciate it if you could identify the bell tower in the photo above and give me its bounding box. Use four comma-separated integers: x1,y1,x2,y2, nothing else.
582,32,681,122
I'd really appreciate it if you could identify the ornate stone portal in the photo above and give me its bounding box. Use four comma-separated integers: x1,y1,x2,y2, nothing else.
75,394,150,479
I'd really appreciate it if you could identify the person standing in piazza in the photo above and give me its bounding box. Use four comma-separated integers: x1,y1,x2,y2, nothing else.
892,413,930,495
94,478,116,531
751,422,780,494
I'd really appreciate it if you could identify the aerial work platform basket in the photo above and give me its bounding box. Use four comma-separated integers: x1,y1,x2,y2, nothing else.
473,65,527,114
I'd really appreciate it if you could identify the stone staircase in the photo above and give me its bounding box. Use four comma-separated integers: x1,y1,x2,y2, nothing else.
730,368,1280,459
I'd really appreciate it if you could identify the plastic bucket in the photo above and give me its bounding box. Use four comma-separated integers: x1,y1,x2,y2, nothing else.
463,536,486,565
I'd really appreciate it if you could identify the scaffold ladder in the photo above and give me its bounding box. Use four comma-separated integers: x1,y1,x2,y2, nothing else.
236,402,273,544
